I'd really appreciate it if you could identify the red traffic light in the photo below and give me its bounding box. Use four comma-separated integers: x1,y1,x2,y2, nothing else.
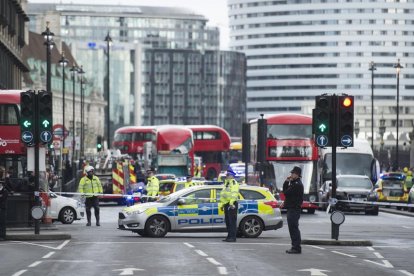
342,97,352,108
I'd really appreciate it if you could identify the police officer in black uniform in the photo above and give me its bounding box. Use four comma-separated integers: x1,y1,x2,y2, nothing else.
283,166,304,254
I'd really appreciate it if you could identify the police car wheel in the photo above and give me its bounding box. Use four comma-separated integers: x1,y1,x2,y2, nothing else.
145,215,169,237
59,207,75,224
239,216,264,238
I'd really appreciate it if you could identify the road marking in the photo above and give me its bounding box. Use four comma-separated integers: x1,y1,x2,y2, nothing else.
367,247,375,251
399,270,414,276
12,270,27,276
298,268,330,276
195,249,208,257
112,268,145,275
42,252,55,259
218,266,228,275
28,261,42,268
183,242,194,248
373,252,384,259
402,226,412,229
10,241,62,250
207,257,222,266
331,251,356,258
48,260,94,263
364,259,394,268
56,240,70,250
307,245,325,250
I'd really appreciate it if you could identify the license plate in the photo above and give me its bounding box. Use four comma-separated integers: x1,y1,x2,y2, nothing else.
351,198,366,202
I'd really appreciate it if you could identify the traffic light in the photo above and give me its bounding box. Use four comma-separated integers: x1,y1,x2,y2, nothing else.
97,135,103,152
313,96,332,147
20,90,36,145
337,95,354,147
257,118,267,163
38,90,53,144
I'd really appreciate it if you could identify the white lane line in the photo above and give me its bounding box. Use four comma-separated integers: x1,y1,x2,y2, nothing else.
218,267,228,275
42,252,55,259
308,245,325,250
183,242,194,248
402,226,412,229
374,252,384,259
207,257,222,266
399,270,414,276
331,251,356,258
195,249,208,257
10,241,60,250
364,259,394,268
28,261,42,268
12,270,27,276
367,247,375,251
56,240,70,250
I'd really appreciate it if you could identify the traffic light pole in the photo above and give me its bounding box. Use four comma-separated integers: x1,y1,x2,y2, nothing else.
34,91,40,235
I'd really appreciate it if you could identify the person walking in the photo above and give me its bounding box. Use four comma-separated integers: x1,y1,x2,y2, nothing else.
78,166,103,226
220,168,240,242
145,170,159,202
283,166,304,254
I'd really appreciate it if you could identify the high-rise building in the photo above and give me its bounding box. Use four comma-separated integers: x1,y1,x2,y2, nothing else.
228,0,414,147
27,3,246,137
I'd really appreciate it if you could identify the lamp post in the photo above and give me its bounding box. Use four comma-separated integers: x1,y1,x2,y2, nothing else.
394,59,403,169
379,115,386,170
58,52,68,186
104,32,112,149
369,61,376,150
78,66,85,158
41,21,55,94
70,65,78,165
354,120,360,139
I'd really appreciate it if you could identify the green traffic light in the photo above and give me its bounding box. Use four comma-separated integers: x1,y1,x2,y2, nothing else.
97,144,102,149
23,120,32,128
42,120,50,128
318,123,327,133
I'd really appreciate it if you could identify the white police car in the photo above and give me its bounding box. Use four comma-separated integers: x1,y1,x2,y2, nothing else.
48,192,85,224
118,185,283,238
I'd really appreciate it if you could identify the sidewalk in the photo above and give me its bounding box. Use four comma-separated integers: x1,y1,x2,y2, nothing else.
4,224,71,241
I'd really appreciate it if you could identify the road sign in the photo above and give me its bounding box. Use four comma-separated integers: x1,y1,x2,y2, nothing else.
340,135,352,147
22,131,34,144
316,135,328,147
40,131,52,143
53,124,69,139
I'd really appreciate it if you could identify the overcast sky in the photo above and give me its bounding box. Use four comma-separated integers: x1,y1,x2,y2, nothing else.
27,0,230,49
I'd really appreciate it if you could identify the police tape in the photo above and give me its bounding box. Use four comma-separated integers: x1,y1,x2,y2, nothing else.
52,191,159,199
278,199,414,208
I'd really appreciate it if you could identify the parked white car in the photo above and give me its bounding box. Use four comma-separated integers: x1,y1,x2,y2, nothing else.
47,192,85,224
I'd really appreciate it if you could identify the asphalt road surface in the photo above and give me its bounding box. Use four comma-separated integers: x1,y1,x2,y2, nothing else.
1,205,413,276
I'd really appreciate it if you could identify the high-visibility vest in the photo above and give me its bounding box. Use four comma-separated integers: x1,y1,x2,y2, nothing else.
146,176,160,197
79,175,103,198
220,178,239,206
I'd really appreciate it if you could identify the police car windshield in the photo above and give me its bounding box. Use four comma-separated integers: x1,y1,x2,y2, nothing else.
157,187,197,203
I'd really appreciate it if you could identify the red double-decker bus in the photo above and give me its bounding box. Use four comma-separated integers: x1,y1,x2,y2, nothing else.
250,113,319,213
112,126,155,158
187,125,231,180
151,125,194,177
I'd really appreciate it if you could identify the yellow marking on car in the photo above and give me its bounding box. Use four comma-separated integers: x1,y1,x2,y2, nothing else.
144,207,157,216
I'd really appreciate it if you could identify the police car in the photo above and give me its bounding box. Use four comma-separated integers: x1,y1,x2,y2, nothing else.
118,185,283,238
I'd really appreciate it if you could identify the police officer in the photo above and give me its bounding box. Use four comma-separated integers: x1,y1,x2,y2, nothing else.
220,168,239,242
283,166,304,254
185,175,195,188
78,166,103,226
146,170,159,202
0,166,12,240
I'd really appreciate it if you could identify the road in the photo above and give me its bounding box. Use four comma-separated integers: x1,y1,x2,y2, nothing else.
1,206,413,276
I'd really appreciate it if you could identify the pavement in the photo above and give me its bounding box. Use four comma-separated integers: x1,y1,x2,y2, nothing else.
4,224,71,241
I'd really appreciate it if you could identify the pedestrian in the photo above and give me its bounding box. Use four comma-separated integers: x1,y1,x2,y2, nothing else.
145,170,159,202
220,167,240,242
78,166,103,226
0,166,12,240
283,166,304,254
185,175,194,188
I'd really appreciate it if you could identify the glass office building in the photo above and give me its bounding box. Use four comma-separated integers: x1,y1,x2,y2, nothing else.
27,3,230,137
228,0,414,144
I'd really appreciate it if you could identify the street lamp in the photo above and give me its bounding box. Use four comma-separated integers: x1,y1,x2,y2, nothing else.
41,21,55,94
58,52,68,186
78,66,85,158
369,61,376,150
394,59,403,169
379,115,386,170
104,32,112,148
354,120,360,138
70,65,78,165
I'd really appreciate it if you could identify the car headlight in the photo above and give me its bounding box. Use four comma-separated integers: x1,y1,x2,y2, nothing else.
125,210,145,216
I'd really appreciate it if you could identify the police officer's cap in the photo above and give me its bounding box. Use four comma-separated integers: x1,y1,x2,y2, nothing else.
85,166,94,173
290,166,302,177
226,168,236,177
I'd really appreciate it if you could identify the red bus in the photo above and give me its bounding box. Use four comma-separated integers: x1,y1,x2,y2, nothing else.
187,125,231,180
250,113,319,213
151,125,194,177
112,126,155,158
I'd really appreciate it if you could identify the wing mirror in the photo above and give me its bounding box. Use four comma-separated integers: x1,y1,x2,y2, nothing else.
177,198,186,205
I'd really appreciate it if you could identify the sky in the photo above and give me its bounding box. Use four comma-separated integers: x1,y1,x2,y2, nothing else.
27,0,230,49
